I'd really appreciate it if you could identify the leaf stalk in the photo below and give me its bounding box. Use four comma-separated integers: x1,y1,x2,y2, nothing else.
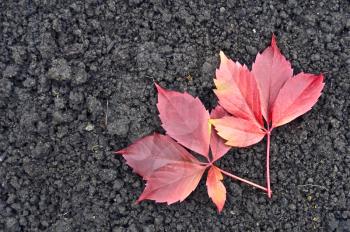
217,167,268,192
266,127,272,198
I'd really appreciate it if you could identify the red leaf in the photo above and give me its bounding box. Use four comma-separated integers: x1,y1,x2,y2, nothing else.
252,35,293,123
215,52,263,127
206,166,226,212
210,105,231,161
117,86,233,209
212,35,325,198
156,83,211,158
116,133,199,180
271,73,325,127
213,35,324,146
210,116,265,147
137,162,206,204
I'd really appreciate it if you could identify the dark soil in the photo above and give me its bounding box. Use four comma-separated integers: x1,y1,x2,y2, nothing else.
1,0,349,231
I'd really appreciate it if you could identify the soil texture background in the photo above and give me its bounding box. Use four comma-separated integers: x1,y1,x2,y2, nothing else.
0,0,349,231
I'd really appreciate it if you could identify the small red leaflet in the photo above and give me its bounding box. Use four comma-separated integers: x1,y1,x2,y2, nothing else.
116,84,267,212
210,35,325,197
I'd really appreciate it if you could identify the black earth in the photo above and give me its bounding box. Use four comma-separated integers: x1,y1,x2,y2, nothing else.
0,0,349,231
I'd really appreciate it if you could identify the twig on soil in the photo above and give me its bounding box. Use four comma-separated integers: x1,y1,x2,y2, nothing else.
297,184,329,191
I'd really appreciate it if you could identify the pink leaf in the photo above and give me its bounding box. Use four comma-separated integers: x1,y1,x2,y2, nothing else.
206,166,226,213
271,73,325,128
210,105,231,161
116,133,199,180
137,162,206,204
156,83,211,158
252,35,293,123
215,52,263,127
210,116,266,147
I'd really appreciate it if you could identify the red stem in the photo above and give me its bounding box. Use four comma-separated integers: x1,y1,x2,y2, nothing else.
266,129,272,198
218,168,268,192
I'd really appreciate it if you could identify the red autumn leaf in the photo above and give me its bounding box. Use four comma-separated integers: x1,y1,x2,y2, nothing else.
209,105,231,161
115,133,200,180
211,50,266,147
116,84,267,211
210,116,265,147
215,52,263,127
212,35,324,145
206,165,226,212
252,34,293,123
156,83,210,158
116,85,226,209
271,72,325,128
137,162,206,204
211,35,325,197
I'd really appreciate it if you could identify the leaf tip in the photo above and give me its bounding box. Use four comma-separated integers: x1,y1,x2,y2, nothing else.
135,199,142,204
219,51,228,64
136,194,146,204
318,73,325,82
271,32,276,40
115,149,127,155
271,33,277,44
154,82,166,94
270,33,280,52
217,205,224,213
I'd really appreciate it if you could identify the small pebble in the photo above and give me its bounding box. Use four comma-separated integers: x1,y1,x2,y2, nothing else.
85,123,94,131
